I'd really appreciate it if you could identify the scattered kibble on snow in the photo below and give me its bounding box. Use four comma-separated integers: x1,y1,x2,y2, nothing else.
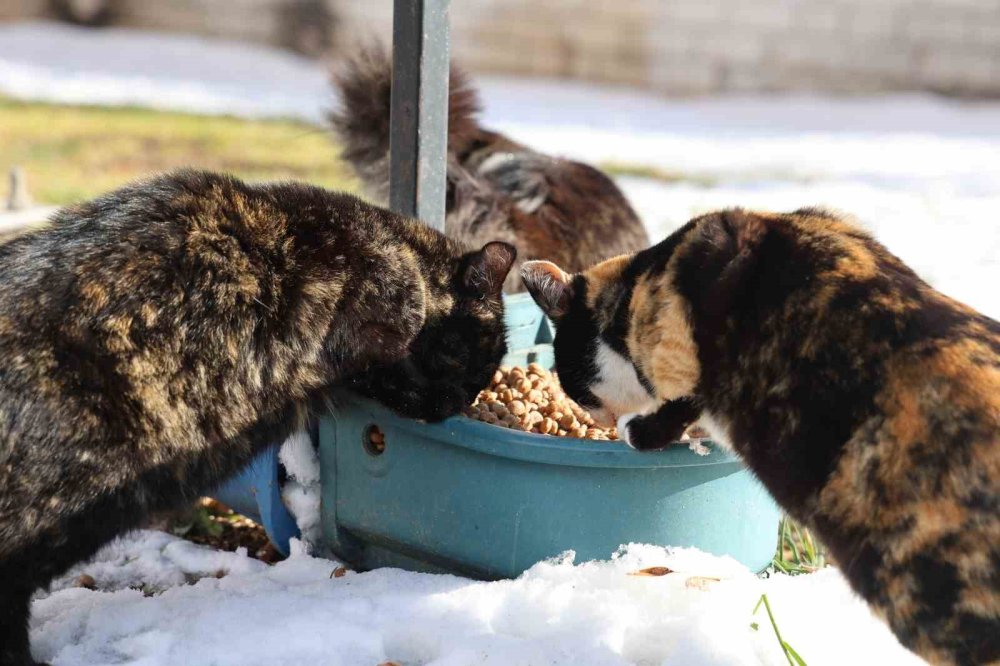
685,576,723,591
73,574,96,590
628,566,674,577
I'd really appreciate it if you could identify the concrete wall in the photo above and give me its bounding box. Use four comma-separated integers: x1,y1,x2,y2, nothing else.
4,0,999,96
1,0,337,55
334,0,1000,96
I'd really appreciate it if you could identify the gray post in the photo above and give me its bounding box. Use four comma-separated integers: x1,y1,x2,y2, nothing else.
389,0,450,231
6,167,32,212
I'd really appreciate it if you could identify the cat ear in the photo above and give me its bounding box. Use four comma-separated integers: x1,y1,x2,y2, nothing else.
521,260,573,319
463,241,517,298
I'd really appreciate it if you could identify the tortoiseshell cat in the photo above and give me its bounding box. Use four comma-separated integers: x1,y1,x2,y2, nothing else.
0,169,515,666
329,43,650,293
521,208,999,666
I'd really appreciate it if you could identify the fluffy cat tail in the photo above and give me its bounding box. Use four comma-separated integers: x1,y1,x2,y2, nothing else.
328,42,482,200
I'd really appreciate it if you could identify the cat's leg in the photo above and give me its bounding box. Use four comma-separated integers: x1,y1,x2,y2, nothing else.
0,491,143,666
0,584,45,666
617,398,701,451
347,358,470,422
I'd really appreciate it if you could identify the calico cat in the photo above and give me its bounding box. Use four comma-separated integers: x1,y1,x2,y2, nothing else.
329,43,650,293
521,208,999,666
0,169,515,666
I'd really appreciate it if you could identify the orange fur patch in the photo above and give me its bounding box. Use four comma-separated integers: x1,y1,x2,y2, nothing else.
583,255,630,310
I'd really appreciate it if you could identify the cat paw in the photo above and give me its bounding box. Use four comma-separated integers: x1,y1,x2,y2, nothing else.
617,413,641,449
686,439,711,456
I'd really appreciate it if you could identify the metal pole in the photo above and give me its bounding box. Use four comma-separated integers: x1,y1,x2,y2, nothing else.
389,0,450,231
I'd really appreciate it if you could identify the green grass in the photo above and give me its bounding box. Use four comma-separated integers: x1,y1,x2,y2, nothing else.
170,503,224,540
0,96,359,205
598,160,721,187
599,160,818,188
753,593,808,665
772,517,828,575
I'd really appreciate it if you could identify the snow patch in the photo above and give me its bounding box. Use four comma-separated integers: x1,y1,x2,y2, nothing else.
33,536,922,666
277,429,322,550
0,22,329,121
38,530,267,599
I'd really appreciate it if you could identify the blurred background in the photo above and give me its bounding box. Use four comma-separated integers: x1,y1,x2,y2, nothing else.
1,0,998,316
4,0,1000,94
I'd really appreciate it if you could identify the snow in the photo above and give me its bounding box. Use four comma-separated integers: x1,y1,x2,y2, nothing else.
39,531,268,598
278,429,322,549
617,177,1000,319
34,533,922,666
0,205,57,232
0,22,329,121
4,21,997,665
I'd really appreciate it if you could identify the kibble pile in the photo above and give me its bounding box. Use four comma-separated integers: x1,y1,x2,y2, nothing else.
465,363,712,444
463,363,619,440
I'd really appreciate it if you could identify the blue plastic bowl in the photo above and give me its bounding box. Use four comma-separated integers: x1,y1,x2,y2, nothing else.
214,293,781,572
211,438,301,554
319,293,780,577
319,392,780,578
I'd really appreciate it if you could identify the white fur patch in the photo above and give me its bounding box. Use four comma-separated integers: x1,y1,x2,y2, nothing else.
686,439,711,456
616,412,641,448
591,342,656,421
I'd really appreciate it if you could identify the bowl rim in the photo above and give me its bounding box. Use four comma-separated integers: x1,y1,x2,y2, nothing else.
330,391,741,470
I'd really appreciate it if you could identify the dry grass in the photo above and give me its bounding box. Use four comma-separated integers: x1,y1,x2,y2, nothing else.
168,498,283,564
0,96,359,205
773,517,828,575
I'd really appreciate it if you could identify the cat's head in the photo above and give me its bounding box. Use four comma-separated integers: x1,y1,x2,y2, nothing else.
410,240,517,398
519,254,660,427
521,212,771,426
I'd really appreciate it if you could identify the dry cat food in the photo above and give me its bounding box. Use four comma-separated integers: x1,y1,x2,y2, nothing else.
464,363,710,444
463,363,617,439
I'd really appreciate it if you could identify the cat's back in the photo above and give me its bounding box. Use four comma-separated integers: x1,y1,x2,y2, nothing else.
744,208,999,481
0,169,375,298
820,292,1000,665
0,170,360,422
767,212,1000,664
0,171,254,318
